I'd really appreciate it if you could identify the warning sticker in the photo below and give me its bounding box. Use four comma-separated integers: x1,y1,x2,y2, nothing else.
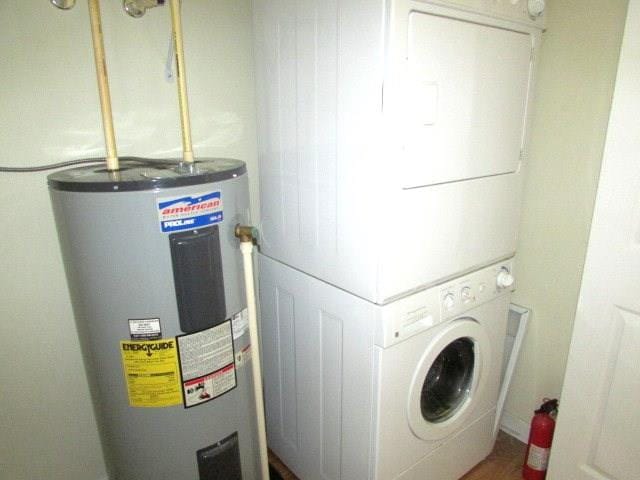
157,191,223,233
176,321,237,408
231,309,249,340
128,318,162,340
526,444,550,471
182,365,236,407
120,339,182,408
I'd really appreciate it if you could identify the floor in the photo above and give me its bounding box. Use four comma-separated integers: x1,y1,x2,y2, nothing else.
461,432,526,480
268,431,527,480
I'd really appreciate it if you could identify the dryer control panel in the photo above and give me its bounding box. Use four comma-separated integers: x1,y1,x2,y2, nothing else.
419,0,546,26
375,259,515,348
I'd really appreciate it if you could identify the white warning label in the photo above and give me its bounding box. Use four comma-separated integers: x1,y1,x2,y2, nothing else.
526,444,550,471
182,365,236,407
176,321,236,408
231,308,249,340
128,318,162,340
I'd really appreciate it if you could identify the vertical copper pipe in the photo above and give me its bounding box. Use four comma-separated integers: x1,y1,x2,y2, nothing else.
88,0,119,171
169,0,194,163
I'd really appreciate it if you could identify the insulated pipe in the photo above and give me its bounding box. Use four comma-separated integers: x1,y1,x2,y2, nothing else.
88,0,119,171
168,0,194,163
236,226,270,480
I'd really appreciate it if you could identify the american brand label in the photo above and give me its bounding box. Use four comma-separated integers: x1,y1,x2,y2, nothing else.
157,191,223,233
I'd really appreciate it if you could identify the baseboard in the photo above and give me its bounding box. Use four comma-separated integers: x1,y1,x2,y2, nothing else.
499,411,530,443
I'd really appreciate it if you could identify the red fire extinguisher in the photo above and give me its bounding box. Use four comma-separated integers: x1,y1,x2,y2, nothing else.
522,398,559,480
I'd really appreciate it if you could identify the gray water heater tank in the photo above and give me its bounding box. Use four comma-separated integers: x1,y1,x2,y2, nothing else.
48,158,258,480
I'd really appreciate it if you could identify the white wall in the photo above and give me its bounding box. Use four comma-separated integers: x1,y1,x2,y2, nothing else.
0,1,257,479
505,0,628,429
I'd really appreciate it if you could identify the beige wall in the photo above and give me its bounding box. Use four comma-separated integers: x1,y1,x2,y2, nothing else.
0,2,257,479
0,0,632,477
506,0,628,425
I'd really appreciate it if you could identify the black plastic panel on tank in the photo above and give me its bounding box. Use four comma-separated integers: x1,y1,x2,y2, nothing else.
197,432,243,480
170,225,226,333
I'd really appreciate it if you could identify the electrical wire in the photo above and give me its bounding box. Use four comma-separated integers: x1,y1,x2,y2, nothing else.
0,158,104,173
0,157,182,173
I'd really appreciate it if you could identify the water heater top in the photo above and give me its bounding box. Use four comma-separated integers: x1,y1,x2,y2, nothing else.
47,158,246,192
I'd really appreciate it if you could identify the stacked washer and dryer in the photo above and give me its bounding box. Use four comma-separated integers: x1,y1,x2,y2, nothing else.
253,1,544,479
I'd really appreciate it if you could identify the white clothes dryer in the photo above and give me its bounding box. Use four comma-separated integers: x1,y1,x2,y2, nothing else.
260,254,514,480
254,0,544,303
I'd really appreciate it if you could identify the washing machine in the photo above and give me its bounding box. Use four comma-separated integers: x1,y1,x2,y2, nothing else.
259,254,514,480
253,0,544,303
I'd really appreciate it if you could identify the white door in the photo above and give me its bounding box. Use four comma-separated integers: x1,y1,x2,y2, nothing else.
547,2,640,479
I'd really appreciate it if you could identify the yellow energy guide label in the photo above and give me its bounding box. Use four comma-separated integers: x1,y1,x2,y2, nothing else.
120,339,182,407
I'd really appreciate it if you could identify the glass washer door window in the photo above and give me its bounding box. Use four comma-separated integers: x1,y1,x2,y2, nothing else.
420,337,475,423
407,318,490,441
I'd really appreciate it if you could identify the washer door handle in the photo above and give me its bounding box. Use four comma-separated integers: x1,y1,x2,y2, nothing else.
403,315,435,337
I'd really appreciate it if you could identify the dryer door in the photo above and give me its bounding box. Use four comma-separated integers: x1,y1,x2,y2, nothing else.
403,11,533,189
407,318,490,441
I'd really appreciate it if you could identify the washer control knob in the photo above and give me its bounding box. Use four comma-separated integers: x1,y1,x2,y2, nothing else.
443,293,455,311
461,286,472,303
496,268,515,289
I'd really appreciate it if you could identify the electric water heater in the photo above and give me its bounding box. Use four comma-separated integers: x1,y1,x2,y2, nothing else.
49,158,258,480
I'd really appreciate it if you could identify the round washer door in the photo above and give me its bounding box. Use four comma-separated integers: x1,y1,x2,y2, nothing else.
407,318,491,441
